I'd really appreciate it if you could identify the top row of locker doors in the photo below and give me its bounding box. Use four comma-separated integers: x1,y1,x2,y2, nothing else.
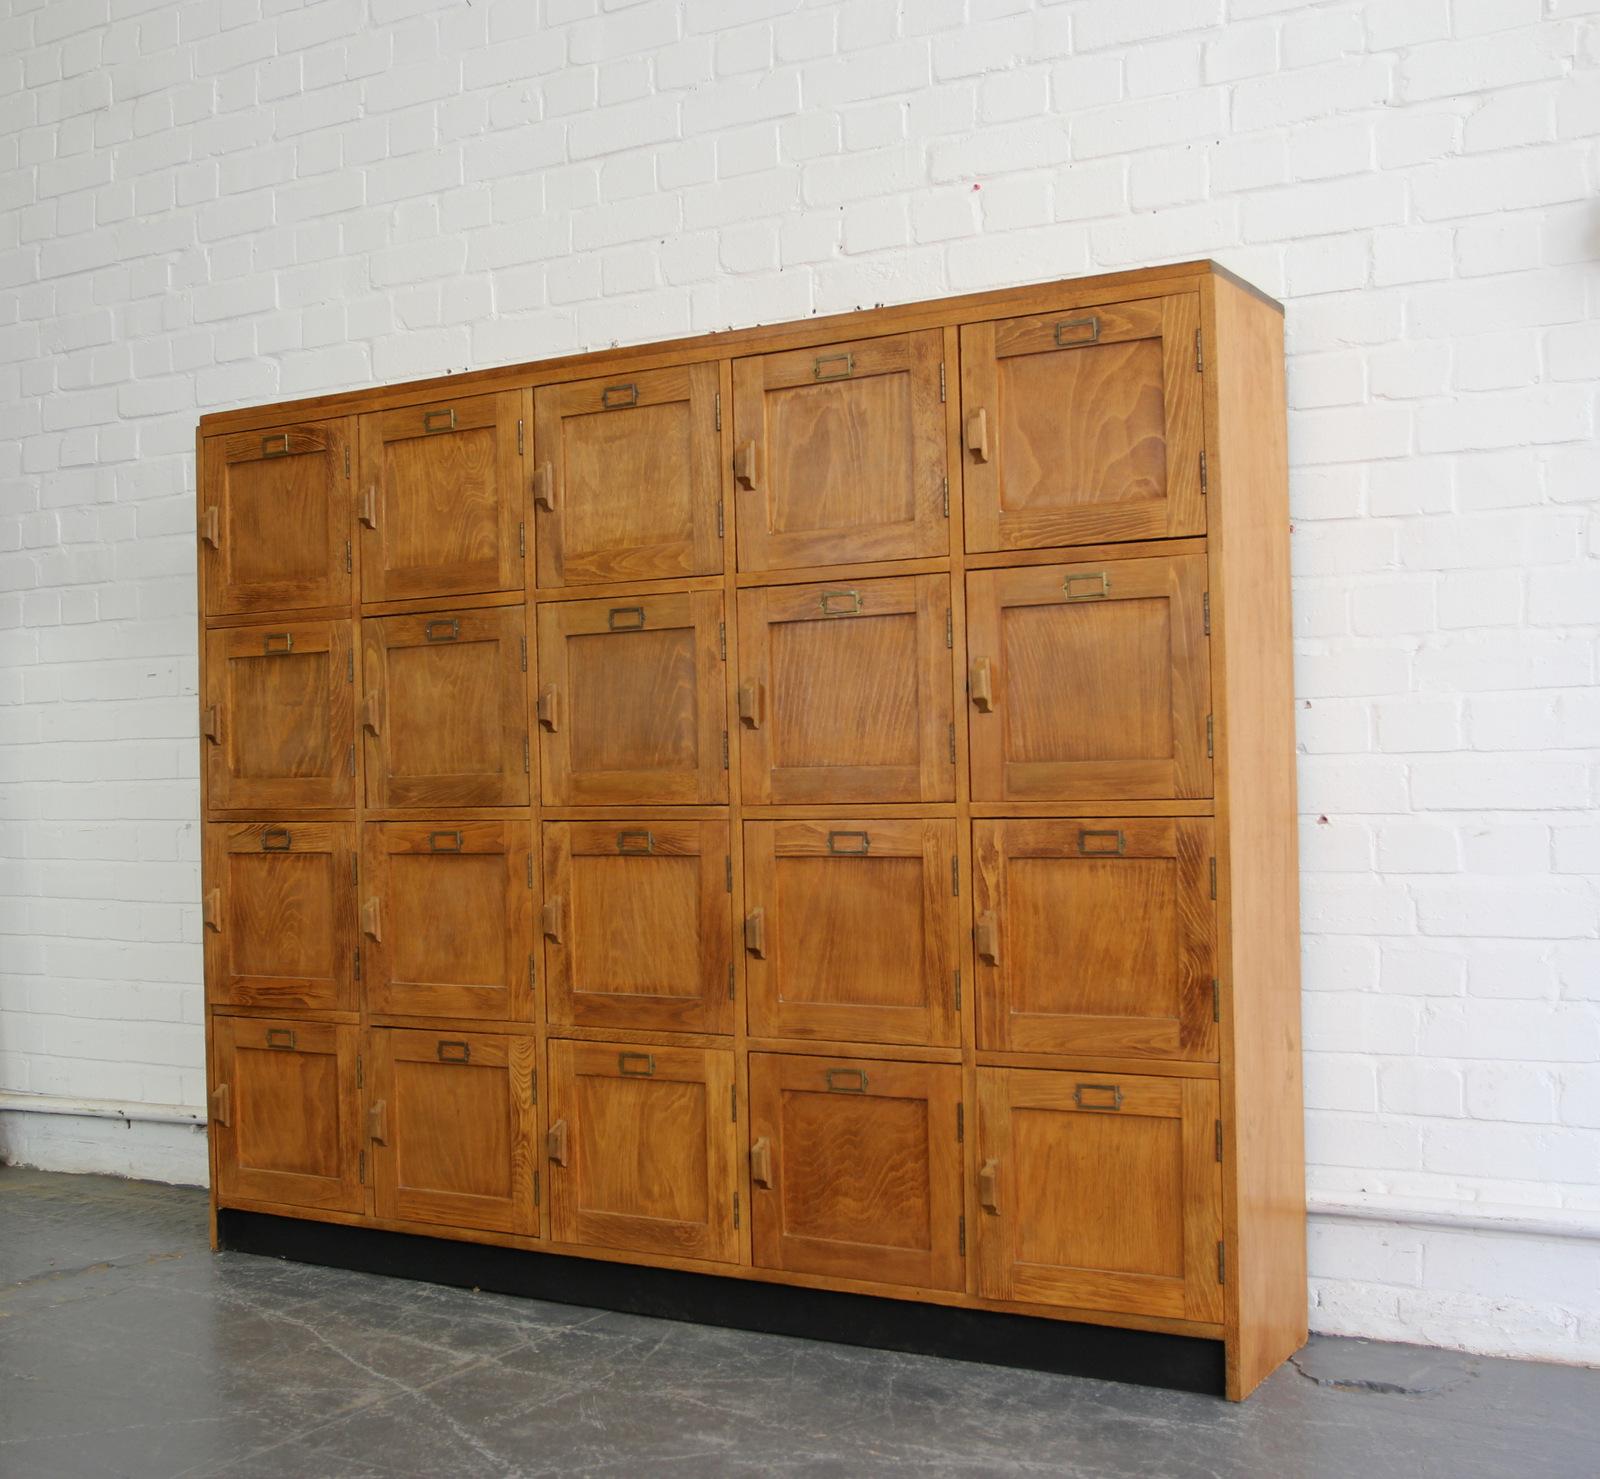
200,295,1203,616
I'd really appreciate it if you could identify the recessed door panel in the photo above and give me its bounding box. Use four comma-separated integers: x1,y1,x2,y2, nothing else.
534,363,722,586
537,591,726,805
547,1041,737,1262
975,1069,1222,1323
972,819,1217,1060
201,420,353,617
359,391,524,602
966,555,1210,801
743,820,958,1047
738,575,954,805
961,295,1203,551
204,621,355,810
544,821,732,1035
212,1017,362,1213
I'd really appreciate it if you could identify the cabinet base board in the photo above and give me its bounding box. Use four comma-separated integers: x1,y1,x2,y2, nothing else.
217,1209,1225,1396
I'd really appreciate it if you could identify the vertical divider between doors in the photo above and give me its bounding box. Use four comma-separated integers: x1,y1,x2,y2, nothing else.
347,411,375,1219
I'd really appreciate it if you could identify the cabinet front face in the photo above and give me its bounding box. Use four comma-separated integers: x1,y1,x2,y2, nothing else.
960,294,1203,551
966,555,1210,802
204,824,355,1014
201,420,352,617
212,1018,363,1213
743,820,958,1048
359,391,524,603
547,1041,737,1262
748,1054,964,1290
737,575,954,805
533,363,722,587
362,606,529,809
543,821,732,1035
975,1069,1222,1324
204,621,355,811
537,591,727,805
733,330,948,571
363,822,534,1023
370,1028,537,1235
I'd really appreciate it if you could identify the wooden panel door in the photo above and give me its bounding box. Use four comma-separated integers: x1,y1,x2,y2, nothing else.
537,591,726,805
732,330,948,570
533,363,722,587
972,820,1217,1060
369,1028,537,1235
544,821,732,1035
747,1053,964,1290
204,620,354,810
743,820,958,1048
975,1068,1223,1324
359,391,524,602
201,419,352,617
363,822,534,1022
362,605,529,808
960,294,1203,551
204,823,355,1014
966,555,1210,802
737,575,954,805
211,1018,362,1213
547,1041,737,1262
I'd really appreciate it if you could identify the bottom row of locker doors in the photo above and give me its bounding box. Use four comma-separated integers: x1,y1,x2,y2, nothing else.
211,1020,1222,1324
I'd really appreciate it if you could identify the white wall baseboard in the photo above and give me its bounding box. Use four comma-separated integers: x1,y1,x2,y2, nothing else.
0,1103,208,1187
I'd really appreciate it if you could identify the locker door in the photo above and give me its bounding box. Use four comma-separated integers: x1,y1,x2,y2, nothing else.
536,591,727,805
960,295,1204,551
358,391,524,602
748,1054,964,1290
204,620,355,810
975,1068,1223,1324
200,419,353,617
737,575,954,805
543,821,732,1035
547,1041,737,1262
732,330,948,571
972,819,1217,1060
533,362,722,587
369,1028,538,1235
363,822,534,1023
211,1018,363,1213
743,820,958,1048
203,823,355,1014
966,555,1211,802
362,605,529,809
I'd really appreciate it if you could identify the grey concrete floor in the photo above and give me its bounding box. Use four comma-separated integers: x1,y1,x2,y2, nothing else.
1,1167,1596,1478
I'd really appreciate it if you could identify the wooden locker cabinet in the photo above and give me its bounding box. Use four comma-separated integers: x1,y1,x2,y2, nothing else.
203,620,355,811
533,362,722,587
743,819,959,1047
547,1041,738,1263
961,294,1204,552
200,419,353,617
204,823,355,1014
536,590,727,806
362,605,529,809
972,819,1218,1060
543,820,732,1035
359,391,524,603
732,330,948,571
975,1068,1223,1325
748,1053,964,1290
369,1028,538,1236
737,575,954,804
966,554,1211,802
211,1017,363,1214
362,822,534,1023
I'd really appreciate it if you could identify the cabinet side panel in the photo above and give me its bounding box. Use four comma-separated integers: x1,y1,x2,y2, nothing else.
1209,276,1304,1399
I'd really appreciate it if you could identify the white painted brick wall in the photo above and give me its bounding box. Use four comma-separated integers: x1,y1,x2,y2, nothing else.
1,0,1597,1365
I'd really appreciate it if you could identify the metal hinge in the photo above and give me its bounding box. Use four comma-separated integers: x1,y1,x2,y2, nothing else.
731,1086,737,1123
1202,591,1210,636
1212,978,1220,1023
530,1067,538,1104
533,1170,540,1207
526,855,533,888
517,418,524,456
725,855,733,892
956,1102,964,1143
519,521,526,558
939,361,946,402
356,1054,363,1088
721,731,729,769
958,1214,966,1256
530,953,536,989
1215,1119,1223,1163
358,1149,365,1184
945,607,953,649
941,475,950,518
524,735,531,773
520,636,527,672
948,723,956,765
716,499,725,538
353,946,361,981
1210,857,1217,900
1206,713,1214,759
728,961,736,1000
718,622,726,661
1195,327,1204,374
732,1191,740,1230
1199,450,1208,496
1217,1241,1226,1284
342,442,350,477
344,539,352,573
953,967,962,1011
715,390,722,430
950,854,960,897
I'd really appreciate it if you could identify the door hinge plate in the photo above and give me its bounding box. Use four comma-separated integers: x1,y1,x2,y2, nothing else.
520,635,528,672
524,735,531,773
534,1169,541,1207
718,622,726,661
356,1054,363,1089
945,607,953,649
954,966,961,1012
721,730,729,770
1203,591,1210,636
1206,713,1214,759
353,946,360,980
958,1213,966,1256
1215,1118,1224,1162
358,1149,365,1184
951,854,959,897
530,1067,538,1104
956,1102,964,1143
1218,1240,1226,1283
1210,857,1217,900
518,521,526,558
526,854,533,888
1195,327,1204,374
715,390,722,431
517,417,524,456
344,444,351,477
728,960,736,1000
732,1191,740,1230
1212,977,1220,1022
731,1085,737,1123
344,539,352,573
725,855,733,893
716,499,725,538
948,722,957,765
1199,449,1208,496
939,360,946,403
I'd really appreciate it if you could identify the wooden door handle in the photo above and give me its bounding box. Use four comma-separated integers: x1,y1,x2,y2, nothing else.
750,1137,773,1188
531,461,556,512
744,908,766,958
965,408,989,463
359,485,379,529
975,911,1000,965
202,706,222,744
211,1082,231,1129
368,1098,387,1145
537,684,559,732
541,898,563,942
361,897,381,942
361,692,382,735
978,1157,999,1213
200,506,220,548
547,1117,568,1166
736,679,763,729
203,889,222,932
969,658,994,713
733,440,759,490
